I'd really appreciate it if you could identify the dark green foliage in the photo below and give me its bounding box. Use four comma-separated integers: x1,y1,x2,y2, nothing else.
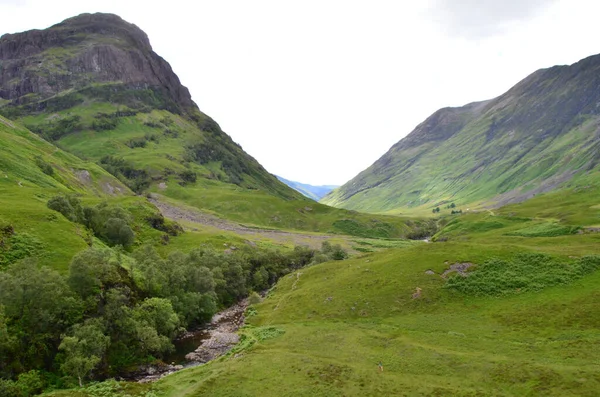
450,209,463,215
59,320,109,387
27,115,82,141
404,219,438,240
0,260,83,373
99,156,150,193
68,249,122,302
126,137,147,148
0,370,45,397
178,169,197,185
91,113,119,131
432,207,440,213
145,213,182,236
103,218,135,248
47,195,84,223
0,237,340,388
47,197,136,248
320,241,348,261
34,156,54,176
445,254,600,296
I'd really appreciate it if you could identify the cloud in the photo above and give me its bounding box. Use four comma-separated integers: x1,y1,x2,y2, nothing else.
428,0,558,38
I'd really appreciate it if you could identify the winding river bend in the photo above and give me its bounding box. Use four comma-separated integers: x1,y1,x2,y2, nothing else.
127,299,248,383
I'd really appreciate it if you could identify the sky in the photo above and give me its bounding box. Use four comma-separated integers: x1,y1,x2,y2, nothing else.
1,0,600,185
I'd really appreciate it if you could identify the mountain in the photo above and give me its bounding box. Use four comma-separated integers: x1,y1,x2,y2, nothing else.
0,12,301,202
321,53,600,214
0,13,417,239
276,176,338,201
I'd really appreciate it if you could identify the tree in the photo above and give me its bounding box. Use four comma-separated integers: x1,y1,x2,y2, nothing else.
102,218,134,248
68,248,120,302
133,298,180,339
0,260,83,370
133,245,168,296
0,305,16,378
59,320,109,387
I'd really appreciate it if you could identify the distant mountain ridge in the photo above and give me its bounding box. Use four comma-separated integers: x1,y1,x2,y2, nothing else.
276,176,339,201
322,53,600,213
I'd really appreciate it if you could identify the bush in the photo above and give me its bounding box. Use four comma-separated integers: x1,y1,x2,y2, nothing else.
91,113,119,131
125,137,147,148
179,170,197,185
248,291,262,305
34,156,54,176
47,195,84,223
102,218,135,248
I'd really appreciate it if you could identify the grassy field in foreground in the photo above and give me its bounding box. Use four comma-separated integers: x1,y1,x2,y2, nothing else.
151,237,600,396
42,182,600,396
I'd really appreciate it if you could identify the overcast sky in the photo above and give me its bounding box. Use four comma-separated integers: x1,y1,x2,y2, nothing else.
1,0,599,185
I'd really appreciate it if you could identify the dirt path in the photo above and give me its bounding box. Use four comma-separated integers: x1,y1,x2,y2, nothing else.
148,195,333,248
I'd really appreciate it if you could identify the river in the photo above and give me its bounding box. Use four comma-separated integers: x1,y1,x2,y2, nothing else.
125,298,248,383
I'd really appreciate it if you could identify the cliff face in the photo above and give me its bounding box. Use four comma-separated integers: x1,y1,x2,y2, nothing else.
0,13,194,109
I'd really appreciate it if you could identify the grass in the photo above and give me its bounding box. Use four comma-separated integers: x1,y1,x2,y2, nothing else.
145,189,600,396
151,236,600,396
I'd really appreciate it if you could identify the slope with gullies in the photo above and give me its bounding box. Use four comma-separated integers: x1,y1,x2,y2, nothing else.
322,53,600,215
0,114,135,270
0,13,416,239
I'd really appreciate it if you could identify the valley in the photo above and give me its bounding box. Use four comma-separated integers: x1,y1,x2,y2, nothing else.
0,10,598,397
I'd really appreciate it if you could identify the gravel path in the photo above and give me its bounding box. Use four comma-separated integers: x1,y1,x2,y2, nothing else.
148,195,333,248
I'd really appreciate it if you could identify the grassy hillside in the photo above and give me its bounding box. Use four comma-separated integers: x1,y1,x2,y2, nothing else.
145,183,600,396
322,54,600,215
0,115,135,270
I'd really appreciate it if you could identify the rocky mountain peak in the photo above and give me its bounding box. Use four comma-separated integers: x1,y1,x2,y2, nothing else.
0,13,194,111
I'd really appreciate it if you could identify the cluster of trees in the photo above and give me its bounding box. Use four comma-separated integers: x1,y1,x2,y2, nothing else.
47,196,135,248
0,241,347,394
432,203,461,215
26,115,83,141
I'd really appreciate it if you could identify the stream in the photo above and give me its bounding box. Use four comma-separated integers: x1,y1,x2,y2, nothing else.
124,299,248,383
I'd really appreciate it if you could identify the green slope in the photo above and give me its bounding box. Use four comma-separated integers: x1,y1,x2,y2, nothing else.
0,13,302,203
0,114,133,270
322,53,600,214
0,13,417,238
149,193,600,396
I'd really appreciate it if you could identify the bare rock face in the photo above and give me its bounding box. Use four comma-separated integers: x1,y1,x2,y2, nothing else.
0,13,194,110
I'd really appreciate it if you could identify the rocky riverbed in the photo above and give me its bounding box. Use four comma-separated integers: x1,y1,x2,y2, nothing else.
128,298,249,383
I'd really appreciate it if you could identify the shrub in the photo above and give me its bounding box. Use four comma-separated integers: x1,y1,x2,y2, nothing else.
179,169,197,185
248,291,262,305
91,114,119,131
34,156,54,176
126,137,147,148
102,218,135,248
47,195,84,223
